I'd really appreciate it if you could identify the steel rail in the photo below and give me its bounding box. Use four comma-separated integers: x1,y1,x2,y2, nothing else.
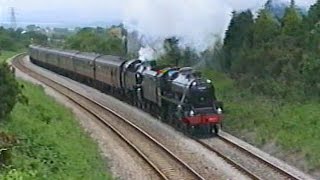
217,134,301,180
13,56,205,180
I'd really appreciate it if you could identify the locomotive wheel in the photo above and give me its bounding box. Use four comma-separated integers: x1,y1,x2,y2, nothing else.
132,96,137,106
167,108,175,125
137,101,141,108
160,115,167,123
204,125,212,135
187,124,195,136
173,119,180,129
181,123,187,134
160,109,168,123
168,115,174,125
145,103,150,112
177,120,182,129
214,125,219,134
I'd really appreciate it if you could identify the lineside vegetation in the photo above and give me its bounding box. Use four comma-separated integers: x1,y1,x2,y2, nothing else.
203,70,320,173
0,53,111,179
0,81,111,179
12,0,319,175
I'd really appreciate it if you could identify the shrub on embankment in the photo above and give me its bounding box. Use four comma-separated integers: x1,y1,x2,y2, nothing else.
203,69,320,174
0,77,111,179
0,61,22,120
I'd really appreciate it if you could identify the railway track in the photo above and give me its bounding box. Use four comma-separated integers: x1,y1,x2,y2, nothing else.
196,135,304,180
13,54,312,180
13,55,205,180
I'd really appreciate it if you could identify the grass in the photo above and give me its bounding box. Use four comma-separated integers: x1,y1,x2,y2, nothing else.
0,51,20,63
0,80,112,179
203,69,320,172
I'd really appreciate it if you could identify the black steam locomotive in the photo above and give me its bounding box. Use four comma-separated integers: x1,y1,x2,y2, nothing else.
29,45,223,134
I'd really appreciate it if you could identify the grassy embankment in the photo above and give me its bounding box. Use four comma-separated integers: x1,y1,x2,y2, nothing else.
203,69,320,173
0,52,111,179
0,51,19,63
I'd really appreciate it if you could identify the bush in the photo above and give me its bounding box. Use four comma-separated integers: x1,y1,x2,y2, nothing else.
203,69,320,172
0,63,22,120
0,82,111,179
65,27,125,56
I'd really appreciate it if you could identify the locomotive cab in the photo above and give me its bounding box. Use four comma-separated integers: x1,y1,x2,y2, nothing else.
121,59,142,91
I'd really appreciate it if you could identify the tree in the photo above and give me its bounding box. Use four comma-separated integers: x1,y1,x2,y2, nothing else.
218,0,320,99
252,9,280,48
277,5,305,87
0,64,22,120
265,0,289,19
158,37,182,67
308,0,320,26
282,5,303,38
301,53,320,97
65,27,126,56
265,0,273,10
202,38,224,71
181,47,200,67
223,10,254,71
24,31,48,45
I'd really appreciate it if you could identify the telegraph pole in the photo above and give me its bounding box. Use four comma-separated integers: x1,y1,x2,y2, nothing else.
10,7,16,29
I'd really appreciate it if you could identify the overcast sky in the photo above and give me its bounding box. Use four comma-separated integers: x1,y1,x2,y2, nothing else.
0,0,124,25
0,0,316,26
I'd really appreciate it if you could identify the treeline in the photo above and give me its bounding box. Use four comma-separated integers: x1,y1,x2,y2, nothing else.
64,27,202,67
157,37,201,68
158,0,320,101
221,0,320,100
0,27,48,52
59,0,320,101
64,26,126,56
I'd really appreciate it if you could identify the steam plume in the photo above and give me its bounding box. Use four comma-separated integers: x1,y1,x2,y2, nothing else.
122,0,315,52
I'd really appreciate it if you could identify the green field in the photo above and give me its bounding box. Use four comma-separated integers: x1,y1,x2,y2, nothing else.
203,70,320,173
0,53,111,179
0,51,20,63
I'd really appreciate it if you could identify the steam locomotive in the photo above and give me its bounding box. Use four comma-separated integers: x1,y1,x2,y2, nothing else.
29,45,223,135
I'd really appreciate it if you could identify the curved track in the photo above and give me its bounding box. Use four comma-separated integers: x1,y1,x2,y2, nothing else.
13,54,311,180
197,135,303,180
13,55,205,180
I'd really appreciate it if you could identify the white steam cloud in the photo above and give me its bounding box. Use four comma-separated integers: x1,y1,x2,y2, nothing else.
122,0,315,52
123,0,267,51
139,46,156,61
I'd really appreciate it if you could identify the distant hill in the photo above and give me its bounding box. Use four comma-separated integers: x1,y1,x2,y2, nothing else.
2,20,122,29
265,0,307,19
